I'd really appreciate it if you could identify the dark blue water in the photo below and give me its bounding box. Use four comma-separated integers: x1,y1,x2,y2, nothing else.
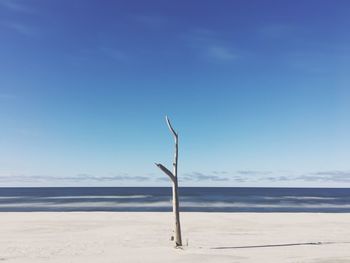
1,187,350,212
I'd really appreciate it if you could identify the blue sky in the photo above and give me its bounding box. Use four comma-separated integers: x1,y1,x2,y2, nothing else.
0,0,349,187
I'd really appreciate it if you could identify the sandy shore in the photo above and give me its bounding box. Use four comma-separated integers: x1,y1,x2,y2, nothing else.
1,213,350,263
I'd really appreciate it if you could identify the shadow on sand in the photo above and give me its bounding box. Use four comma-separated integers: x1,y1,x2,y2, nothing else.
211,241,350,250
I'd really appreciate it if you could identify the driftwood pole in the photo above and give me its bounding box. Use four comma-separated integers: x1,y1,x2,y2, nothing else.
155,116,182,247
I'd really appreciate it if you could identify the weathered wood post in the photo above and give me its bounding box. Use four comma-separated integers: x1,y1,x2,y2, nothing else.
155,116,182,247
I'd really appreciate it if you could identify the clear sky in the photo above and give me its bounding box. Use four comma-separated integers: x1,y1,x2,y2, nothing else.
0,0,349,187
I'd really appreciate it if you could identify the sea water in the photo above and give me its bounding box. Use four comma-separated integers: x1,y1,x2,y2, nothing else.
0,187,350,212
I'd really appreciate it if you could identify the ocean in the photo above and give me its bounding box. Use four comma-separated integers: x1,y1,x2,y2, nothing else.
1,187,350,212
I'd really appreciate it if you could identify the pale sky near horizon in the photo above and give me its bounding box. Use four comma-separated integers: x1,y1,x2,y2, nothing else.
0,0,349,187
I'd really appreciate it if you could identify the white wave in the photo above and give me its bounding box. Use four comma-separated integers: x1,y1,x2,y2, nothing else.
1,200,350,209
0,201,171,208
262,196,339,201
0,195,340,202
44,195,152,199
180,202,350,208
0,196,23,200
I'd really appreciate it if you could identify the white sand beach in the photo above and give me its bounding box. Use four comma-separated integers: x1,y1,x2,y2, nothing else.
1,213,350,263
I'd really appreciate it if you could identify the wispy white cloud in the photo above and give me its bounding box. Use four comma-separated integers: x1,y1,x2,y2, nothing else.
130,14,168,29
3,170,349,185
182,172,229,182
206,46,237,61
237,170,273,176
212,171,228,175
286,51,350,74
99,47,130,62
0,174,150,183
155,177,169,182
184,28,238,62
258,24,297,39
67,46,130,66
258,23,350,74
261,176,290,182
0,1,38,36
0,0,36,13
312,171,350,176
295,171,350,183
253,170,350,183
1,21,38,36
182,170,350,184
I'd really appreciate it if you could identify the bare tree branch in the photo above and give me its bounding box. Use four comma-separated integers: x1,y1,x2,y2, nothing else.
155,163,175,182
155,116,182,247
166,115,178,138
